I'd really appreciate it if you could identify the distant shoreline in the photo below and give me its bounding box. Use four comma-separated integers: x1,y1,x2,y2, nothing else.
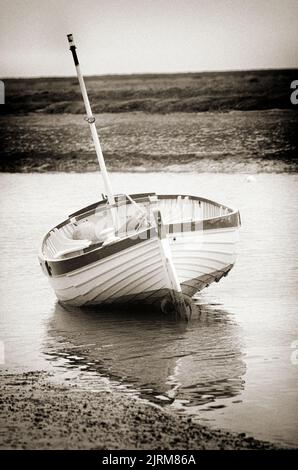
3,67,297,80
2,69,296,115
1,70,296,174
1,110,297,174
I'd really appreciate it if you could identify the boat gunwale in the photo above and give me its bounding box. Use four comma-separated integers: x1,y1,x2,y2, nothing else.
67,192,236,220
39,192,240,263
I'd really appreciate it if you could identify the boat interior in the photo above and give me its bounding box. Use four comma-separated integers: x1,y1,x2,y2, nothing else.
42,193,233,261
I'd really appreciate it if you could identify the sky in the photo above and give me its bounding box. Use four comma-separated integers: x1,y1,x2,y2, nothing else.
0,0,297,77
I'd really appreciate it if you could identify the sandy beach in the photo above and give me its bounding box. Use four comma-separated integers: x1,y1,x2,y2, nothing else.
0,370,275,450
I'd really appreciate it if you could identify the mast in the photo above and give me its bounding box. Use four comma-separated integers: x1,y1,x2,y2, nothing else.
67,34,115,206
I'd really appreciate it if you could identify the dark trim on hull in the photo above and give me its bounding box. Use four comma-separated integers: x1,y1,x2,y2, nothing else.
181,264,234,297
45,228,157,277
166,212,240,234
41,193,240,278
43,219,238,278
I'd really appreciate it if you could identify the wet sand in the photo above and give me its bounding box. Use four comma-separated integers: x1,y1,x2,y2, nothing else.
0,371,275,450
1,110,297,173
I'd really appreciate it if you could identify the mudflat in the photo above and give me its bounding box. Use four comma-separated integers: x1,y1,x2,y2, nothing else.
0,371,275,450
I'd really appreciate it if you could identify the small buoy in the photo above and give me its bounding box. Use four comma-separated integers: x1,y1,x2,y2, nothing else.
245,175,256,183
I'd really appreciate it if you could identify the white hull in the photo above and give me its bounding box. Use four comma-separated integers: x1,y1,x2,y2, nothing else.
39,193,240,313
171,227,239,297
49,237,177,308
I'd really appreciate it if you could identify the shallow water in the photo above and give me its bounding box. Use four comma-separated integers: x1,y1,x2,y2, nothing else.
0,172,297,447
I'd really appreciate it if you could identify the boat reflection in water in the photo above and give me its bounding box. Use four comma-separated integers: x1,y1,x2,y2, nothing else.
46,302,246,411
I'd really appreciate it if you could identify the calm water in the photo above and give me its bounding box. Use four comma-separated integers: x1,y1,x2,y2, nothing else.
0,172,297,447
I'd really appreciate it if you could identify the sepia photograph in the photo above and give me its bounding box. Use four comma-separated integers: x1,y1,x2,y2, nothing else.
0,0,297,463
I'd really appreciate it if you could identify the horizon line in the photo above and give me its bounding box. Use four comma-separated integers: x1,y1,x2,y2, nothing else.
1,66,297,80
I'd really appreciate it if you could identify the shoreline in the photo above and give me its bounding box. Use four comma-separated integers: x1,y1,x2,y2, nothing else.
0,370,276,450
1,158,297,174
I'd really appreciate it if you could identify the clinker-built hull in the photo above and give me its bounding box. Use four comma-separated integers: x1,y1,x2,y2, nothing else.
39,193,240,314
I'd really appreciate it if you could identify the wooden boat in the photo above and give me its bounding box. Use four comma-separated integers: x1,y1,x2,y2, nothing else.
38,35,241,318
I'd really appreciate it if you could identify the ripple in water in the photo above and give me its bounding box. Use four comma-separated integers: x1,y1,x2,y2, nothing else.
45,301,246,410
